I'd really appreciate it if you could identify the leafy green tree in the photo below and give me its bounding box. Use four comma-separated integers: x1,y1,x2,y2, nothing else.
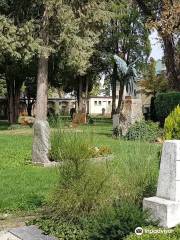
135,0,180,91
0,1,41,123
140,58,169,97
100,1,151,114
29,0,111,163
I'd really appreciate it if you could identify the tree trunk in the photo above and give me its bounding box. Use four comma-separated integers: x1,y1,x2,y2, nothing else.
116,80,124,114
7,80,14,124
78,77,83,113
6,79,21,124
85,79,89,114
27,101,33,116
36,56,48,120
161,34,180,91
134,1,180,90
14,82,21,122
111,63,117,117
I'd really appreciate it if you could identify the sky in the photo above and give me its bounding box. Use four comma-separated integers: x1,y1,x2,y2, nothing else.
149,30,164,60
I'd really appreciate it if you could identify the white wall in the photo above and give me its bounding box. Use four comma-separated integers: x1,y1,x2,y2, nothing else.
88,97,119,115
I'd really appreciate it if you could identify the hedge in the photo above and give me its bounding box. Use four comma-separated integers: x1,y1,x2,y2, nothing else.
154,92,180,126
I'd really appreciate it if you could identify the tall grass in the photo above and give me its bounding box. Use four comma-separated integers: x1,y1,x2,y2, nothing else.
112,141,161,204
47,121,115,223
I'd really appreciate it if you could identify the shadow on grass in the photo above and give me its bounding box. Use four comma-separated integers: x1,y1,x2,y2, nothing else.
95,132,113,137
0,121,9,130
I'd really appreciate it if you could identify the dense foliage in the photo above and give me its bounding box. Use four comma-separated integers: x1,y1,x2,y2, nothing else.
155,92,180,125
126,120,163,142
164,105,180,140
88,201,155,240
140,58,168,96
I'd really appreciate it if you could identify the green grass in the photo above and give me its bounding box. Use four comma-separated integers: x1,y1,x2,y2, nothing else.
0,133,58,212
0,120,161,213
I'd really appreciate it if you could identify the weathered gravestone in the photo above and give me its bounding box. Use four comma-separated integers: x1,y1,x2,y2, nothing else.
113,96,143,136
143,140,180,228
120,96,143,136
32,120,51,166
73,113,87,124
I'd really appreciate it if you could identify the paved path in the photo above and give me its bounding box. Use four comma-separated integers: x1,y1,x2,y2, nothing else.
0,226,57,240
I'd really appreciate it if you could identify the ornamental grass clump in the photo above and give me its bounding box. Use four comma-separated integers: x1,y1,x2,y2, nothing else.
50,122,93,163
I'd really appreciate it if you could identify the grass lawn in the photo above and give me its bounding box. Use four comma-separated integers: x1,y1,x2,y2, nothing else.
0,120,161,213
0,122,58,212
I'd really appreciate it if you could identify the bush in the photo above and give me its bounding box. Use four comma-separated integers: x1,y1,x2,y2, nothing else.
88,201,155,240
164,105,180,140
126,120,163,142
113,126,122,138
88,117,94,125
154,92,180,126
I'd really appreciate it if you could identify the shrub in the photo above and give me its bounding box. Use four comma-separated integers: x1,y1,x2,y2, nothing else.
36,155,114,239
88,117,94,125
154,92,180,125
164,105,180,140
126,120,163,142
113,126,122,138
88,201,155,240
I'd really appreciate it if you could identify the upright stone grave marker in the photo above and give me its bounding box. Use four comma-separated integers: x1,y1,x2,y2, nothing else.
119,96,143,136
143,140,180,228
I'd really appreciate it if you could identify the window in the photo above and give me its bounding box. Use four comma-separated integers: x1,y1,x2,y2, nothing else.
108,101,111,105
99,101,102,105
94,101,97,105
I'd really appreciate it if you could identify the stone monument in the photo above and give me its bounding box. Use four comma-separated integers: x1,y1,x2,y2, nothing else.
73,113,87,124
120,96,143,136
112,55,143,136
143,140,180,228
32,120,51,166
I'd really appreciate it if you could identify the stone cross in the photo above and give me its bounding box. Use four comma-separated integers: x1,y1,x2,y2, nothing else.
143,140,180,228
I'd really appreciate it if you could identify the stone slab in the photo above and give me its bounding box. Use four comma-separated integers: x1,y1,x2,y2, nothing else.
32,120,50,164
9,226,57,240
157,140,180,202
143,197,180,228
0,232,20,240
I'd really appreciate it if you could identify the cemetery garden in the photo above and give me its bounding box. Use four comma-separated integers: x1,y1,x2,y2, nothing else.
0,0,180,239
0,103,180,239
